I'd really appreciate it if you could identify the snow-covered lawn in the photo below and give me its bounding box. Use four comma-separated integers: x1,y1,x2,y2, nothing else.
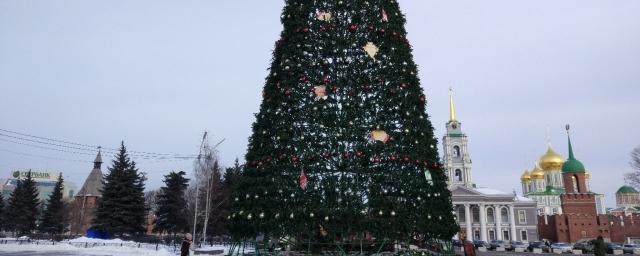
0,237,174,256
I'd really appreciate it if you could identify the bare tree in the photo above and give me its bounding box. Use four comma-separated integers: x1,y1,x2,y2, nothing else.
624,146,640,188
188,134,225,245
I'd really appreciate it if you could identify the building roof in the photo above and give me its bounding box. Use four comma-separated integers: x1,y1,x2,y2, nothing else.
76,150,103,197
561,131,586,173
617,185,639,194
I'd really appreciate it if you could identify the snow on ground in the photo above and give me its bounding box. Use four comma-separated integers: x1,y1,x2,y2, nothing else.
196,245,254,255
0,241,173,256
66,236,132,244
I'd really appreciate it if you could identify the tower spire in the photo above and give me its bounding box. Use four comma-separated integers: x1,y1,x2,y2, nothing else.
449,86,457,122
93,146,103,169
566,124,575,160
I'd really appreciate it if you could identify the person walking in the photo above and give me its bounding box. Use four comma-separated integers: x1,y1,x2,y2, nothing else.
593,236,606,256
461,234,476,256
181,233,193,256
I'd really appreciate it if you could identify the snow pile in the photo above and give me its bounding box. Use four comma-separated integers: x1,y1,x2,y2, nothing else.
197,245,255,255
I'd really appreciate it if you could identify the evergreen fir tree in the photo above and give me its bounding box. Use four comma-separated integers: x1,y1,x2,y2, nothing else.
154,171,189,236
93,142,147,236
39,173,67,236
5,171,40,235
0,193,4,231
231,0,458,246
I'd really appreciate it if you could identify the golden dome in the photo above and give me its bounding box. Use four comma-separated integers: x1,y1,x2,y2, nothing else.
539,145,565,171
520,170,531,182
530,165,545,180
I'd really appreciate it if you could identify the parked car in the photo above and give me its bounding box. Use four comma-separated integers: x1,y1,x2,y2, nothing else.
573,241,593,253
527,241,550,253
472,240,489,249
510,241,528,251
452,240,463,247
550,242,573,253
489,240,511,251
607,243,623,254
623,244,640,254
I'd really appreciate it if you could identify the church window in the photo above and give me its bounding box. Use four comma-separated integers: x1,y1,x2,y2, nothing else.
455,169,462,182
453,145,461,157
501,208,509,223
472,207,480,223
518,210,526,224
487,208,495,223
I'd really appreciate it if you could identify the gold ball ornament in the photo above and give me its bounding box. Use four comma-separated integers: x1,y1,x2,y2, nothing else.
316,11,332,22
314,85,327,100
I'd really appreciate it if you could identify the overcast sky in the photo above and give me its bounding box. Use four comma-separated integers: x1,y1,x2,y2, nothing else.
1,0,638,207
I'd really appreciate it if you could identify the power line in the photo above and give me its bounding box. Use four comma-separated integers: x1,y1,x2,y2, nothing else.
0,128,198,159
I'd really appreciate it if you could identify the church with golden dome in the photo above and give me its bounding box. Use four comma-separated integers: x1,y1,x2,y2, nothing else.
520,141,605,216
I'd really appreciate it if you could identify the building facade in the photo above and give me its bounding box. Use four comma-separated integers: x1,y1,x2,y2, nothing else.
444,90,538,242
0,170,76,201
521,145,606,215
70,149,104,235
537,128,640,243
616,185,640,208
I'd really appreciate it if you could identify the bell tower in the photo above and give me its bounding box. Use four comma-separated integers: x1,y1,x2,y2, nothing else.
442,88,473,188
559,125,596,215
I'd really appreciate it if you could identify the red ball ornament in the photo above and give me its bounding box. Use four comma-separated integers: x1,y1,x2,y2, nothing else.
319,26,326,32
343,152,350,159
302,27,310,33
332,86,338,93
284,89,292,96
403,155,409,161
291,155,299,162
323,75,330,84
419,95,426,103
367,24,375,30
401,83,408,89
348,24,358,32
356,151,363,157
378,28,385,34
390,155,396,161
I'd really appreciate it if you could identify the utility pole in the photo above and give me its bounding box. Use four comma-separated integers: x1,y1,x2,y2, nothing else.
192,131,208,246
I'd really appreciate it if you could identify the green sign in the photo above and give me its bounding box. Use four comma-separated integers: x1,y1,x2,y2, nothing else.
11,170,54,179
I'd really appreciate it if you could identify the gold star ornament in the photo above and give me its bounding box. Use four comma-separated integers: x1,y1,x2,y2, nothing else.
363,42,379,59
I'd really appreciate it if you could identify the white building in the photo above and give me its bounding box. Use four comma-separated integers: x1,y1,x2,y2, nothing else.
444,89,538,242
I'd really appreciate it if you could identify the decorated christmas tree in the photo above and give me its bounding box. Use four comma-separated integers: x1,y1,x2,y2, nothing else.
231,0,458,248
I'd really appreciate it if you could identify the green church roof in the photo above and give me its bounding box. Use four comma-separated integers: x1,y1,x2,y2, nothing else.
561,133,585,173
617,185,639,194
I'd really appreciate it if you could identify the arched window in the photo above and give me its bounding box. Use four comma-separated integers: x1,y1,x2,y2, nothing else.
472,207,480,223
455,169,463,182
572,175,580,192
453,145,461,157
501,207,509,223
487,208,495,223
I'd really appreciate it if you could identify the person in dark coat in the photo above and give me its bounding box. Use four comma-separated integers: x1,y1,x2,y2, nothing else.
181,233,193,256
593,236,606,256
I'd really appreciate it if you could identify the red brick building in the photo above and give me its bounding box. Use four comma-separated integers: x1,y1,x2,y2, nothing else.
537,128,640,243
70,149,104,235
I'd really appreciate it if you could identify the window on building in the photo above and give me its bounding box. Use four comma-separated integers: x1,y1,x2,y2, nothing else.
474,230,480,240
572,175,580,192
552,208,558,215
581,231,587,238
472,206,480,223
521,230,528,241
501,208,509,223
458,206,466,222
489,230,495,241
455,169,462,182
453,145,461,157
503,230,510,241
518,210,526,224
487,208,495,223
